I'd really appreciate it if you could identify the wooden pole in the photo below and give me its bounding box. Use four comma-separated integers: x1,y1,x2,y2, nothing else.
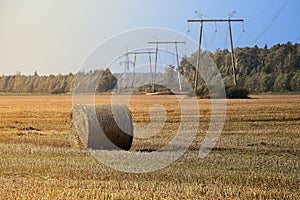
153,43,158,92
175,42,182,92
132,53,137,88
228,21,237,86
125,51,155,88
187,18,244,88
148,41,185,93
149,52,153,89
194,21,203,94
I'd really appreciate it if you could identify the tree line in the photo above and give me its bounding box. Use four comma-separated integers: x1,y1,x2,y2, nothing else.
0,42,299,94
0,68,116,94
180,42,300,94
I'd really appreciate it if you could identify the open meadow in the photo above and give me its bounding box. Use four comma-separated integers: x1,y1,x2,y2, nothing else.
0,94,299,199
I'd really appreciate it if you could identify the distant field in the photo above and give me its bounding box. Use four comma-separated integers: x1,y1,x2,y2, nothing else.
0,95,299,199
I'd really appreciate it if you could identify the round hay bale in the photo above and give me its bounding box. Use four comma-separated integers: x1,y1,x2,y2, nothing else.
71,104,133,151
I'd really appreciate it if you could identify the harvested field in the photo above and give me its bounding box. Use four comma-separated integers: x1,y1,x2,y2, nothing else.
0,94,299,199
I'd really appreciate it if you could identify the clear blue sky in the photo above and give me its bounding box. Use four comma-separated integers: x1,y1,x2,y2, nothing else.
0,0,299,75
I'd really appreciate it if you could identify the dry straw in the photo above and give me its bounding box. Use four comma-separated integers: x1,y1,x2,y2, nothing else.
71,104,133,151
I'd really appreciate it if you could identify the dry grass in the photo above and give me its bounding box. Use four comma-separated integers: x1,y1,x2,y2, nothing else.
0,94,299,199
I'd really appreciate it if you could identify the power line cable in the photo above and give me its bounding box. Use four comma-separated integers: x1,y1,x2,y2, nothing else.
207,30,217,50
224,27,229,49
235,25,245,46
202,27,207,48
248,0,275,23
252,0,289,45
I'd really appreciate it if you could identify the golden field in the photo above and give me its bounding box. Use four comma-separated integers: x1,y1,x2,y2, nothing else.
0,94,299,199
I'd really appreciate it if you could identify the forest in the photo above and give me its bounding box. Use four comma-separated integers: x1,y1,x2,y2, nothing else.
0,42,299,94
0,68,116,94
180,42,300,94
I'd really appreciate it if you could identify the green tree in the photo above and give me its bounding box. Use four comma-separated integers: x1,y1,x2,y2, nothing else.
273,73,291,92
261,74,276,92
163,65,176,89
0,76,9,92
290,73,300,91
96,68,117,92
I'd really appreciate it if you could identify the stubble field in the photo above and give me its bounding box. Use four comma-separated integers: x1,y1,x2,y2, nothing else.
0,94,299,199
